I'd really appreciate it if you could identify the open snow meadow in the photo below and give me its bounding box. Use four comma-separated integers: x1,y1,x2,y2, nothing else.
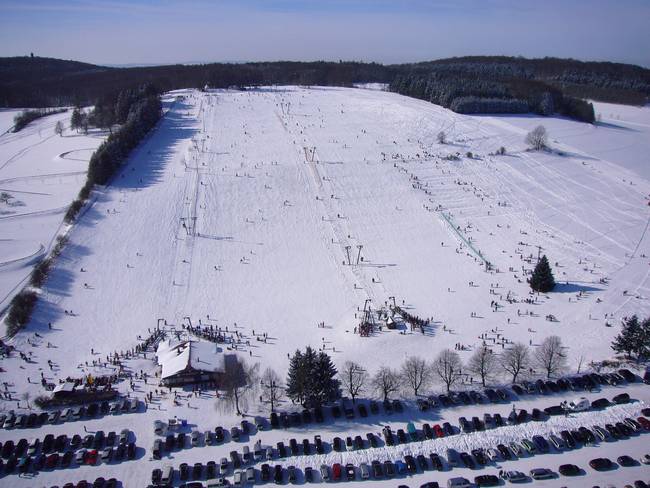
1,87,650,487
0,109,106,319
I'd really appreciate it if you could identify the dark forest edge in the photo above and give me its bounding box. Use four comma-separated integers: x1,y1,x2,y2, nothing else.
1,55,649,123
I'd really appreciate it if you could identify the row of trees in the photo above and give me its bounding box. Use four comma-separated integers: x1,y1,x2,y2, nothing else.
65,83,162,223
260,339,568,412
12,108,66,132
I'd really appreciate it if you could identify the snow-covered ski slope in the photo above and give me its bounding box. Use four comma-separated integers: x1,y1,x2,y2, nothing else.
0,109,106,319
12,86,648,381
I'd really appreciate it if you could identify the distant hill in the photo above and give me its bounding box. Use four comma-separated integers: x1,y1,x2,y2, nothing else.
1,55,648,120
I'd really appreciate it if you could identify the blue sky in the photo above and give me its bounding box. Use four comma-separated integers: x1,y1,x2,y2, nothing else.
1,0,649,67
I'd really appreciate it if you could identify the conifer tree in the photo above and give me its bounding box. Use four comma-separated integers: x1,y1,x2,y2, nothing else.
70,107,83,132
286,349,306,405
285,347,339,407
529,254,555,292
314,351,340,405
612,315,650,362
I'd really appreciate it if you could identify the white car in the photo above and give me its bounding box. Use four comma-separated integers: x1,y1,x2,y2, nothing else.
568,397,590,412
486,448,500,461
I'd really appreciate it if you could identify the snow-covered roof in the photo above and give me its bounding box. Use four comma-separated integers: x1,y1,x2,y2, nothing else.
156,339,224,379
52,381,76,394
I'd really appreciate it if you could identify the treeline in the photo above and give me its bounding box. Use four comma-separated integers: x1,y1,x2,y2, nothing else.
66,83,162,221
390,72,596,122
12,108,67,132
1,55,648,113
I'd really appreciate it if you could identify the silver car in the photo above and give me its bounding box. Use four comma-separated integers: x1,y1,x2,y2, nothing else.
320,464,330,481
359,462,370,479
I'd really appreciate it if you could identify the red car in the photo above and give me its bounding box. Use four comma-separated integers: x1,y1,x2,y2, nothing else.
85,449,98,465
45,453,59,468
332,463,342,480
637,416,650,430
433,424,445,438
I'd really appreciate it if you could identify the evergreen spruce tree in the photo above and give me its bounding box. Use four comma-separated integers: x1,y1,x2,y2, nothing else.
612,315,640,359
638,317,650,362
302,346,318,405
286,349,305,405
286,347,339,407
529,254,555,292
313,351,340,405
70,107,82,132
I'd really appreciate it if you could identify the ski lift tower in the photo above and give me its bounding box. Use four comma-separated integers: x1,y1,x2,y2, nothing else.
359,299,375,337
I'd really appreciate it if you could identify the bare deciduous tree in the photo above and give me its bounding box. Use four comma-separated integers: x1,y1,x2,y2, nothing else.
525,125,547,150
54,120,64,137
535,335,567,378
220,356,259,416
433,349,461,393
401,356,430,396
260,367,283,412
371,366,400,402
500,342,530,383
437,131,446,144
340,361,368,404
467,344,497,387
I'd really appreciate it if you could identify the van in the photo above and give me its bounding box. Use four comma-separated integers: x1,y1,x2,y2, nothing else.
568,397,590,412
161,465,173,485
447,477,471,488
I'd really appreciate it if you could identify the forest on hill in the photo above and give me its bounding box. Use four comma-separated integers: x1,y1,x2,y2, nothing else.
1,55,648,122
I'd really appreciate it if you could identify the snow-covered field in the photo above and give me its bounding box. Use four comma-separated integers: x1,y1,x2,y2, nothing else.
0,109,106,319
1,87,649,487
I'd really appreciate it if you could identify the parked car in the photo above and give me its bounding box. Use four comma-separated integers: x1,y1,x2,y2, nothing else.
447,476,471,488
320,464,330,481
446,448,460,467
499,470,527,482
332,462,342,481
559,463,581,476
613,392,630,404
359,462,370,479
618,455,637,467
530,468,554,480
497,444,511,460
589,457,614,471
474,474,499,487
568,397,590,411
459,452,475,469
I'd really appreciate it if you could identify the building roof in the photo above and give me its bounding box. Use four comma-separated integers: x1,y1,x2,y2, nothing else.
53,381,76,393
156,339,225,379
